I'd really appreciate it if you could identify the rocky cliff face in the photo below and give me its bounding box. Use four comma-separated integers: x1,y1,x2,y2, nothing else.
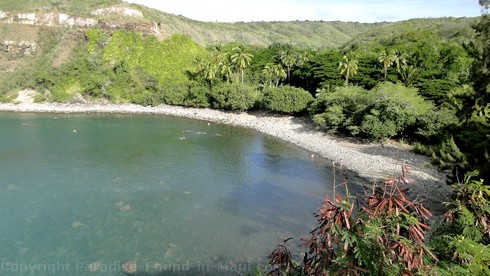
0,7,163,38
0,11,97,27
91,7,143,18
0,40,37,57
0,6,168,58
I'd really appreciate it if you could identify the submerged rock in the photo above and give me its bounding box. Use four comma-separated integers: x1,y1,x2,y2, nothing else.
115,201,131,211
71,221,83,229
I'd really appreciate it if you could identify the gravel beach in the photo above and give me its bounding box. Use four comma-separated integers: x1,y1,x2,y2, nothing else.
0,92,453,214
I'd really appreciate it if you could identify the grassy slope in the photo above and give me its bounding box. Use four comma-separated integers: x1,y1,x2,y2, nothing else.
345,17,477,49
0,0,477,49
0,0,477,89
131,4,379,48
0,0,387,49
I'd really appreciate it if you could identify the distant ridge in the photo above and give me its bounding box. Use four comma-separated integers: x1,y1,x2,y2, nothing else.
0,0,477,48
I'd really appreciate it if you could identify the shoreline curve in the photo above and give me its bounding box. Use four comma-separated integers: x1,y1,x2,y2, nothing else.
0,100,452,213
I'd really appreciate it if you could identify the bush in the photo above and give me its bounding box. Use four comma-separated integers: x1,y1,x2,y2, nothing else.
269,165,437,275
310,82,433,140
416,106,460,143
209,83,259,111
130,90,158,106
183,85,210,108
262,85,313,114
161,84,187,106
310,85,368,134
159,83,210,108
361,82,433,140
431,171,490,275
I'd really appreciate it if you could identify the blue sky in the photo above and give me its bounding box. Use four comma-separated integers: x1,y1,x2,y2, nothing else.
125,0,481,23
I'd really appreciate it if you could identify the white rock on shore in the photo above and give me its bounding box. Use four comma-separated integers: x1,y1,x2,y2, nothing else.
0,96,452,213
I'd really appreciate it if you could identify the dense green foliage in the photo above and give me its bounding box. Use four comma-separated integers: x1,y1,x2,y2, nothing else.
431,171,490,275
262,86,313,114
208,83,259,111
311,83,432,140
103,31,204,87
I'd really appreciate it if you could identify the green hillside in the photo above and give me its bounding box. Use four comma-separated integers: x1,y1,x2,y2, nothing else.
0,0,476,49
0,0,375,48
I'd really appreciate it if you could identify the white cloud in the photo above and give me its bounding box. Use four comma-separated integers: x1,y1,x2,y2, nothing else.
124,0,481,23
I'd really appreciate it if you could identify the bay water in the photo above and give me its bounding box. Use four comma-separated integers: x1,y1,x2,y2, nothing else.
0,113,355,275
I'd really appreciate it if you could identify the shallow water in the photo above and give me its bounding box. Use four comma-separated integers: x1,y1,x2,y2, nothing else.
0,113,359,275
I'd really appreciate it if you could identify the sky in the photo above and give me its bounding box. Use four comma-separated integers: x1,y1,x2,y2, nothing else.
124,0,482,23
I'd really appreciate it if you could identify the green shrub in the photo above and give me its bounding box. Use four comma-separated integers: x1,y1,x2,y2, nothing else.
312,104,345,128
431,171,490,275
161,84,188,106
130,90,158,106
33,93,45,103
158,83,210,108
262,85,313,114
103,31,204,88
361,109,399,139
183,85,210,108
360,82,433,140
310,85,368,133
416,106,460,143
0,95,10,103
209,83,259,111
310,82,433,140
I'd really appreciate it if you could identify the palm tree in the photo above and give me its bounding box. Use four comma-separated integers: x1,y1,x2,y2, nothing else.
399,63,418,87
262,64,275,88
211,45,227,65
296,51,310,66
219,59,233,83
378,49,396,79
279,50,296,82
194,57,217,86
272,64,287,87
230,45,253,84
338,54,358,86
393,51,406,73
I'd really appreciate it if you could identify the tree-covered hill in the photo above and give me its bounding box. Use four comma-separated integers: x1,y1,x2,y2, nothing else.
0,0,477,49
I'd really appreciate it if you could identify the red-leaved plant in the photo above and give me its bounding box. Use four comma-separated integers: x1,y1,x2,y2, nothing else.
268,163,437,275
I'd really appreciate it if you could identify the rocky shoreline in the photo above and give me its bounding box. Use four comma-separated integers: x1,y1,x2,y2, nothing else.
0,99,453,214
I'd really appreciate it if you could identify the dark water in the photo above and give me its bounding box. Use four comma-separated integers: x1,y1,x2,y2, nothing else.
0,113,357,275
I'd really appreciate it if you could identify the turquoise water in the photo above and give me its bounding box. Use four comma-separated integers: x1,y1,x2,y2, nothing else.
0,113,356,275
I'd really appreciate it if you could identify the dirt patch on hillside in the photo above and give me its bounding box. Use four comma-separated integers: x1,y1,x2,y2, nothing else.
15,89,36,104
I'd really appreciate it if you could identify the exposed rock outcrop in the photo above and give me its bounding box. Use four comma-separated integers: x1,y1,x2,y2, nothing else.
0,40,37,56
0,9,164,39
97,19,163,37
91,7,143,18
0,11,97,27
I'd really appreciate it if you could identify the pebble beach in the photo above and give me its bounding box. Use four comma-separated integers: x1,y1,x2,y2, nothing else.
0,91,452,213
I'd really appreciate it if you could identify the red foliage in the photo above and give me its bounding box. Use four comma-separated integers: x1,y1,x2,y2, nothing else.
267,163,438,275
